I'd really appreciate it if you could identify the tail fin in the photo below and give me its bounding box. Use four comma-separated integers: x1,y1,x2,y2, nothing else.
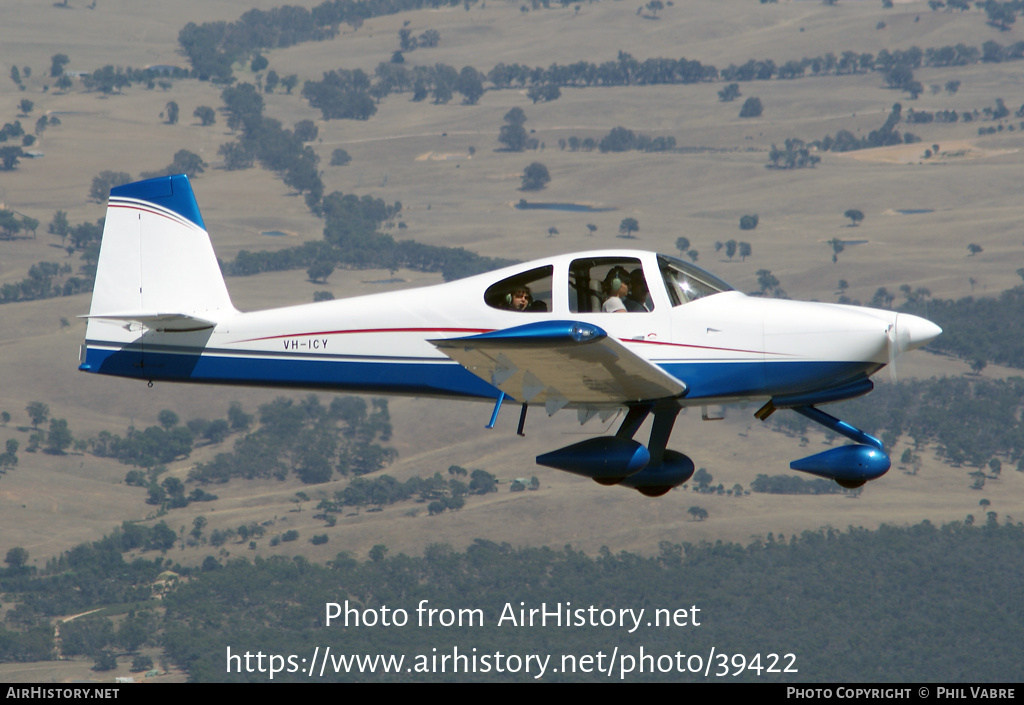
86,174,236,331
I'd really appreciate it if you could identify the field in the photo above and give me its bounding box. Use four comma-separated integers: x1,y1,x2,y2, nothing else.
1,0,1023,589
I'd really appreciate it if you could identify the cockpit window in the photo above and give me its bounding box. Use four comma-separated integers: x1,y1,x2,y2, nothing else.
568,257,653,313
484,265,553,312
658,254,733,306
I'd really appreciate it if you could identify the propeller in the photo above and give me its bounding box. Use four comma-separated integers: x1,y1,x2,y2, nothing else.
886,314,942,382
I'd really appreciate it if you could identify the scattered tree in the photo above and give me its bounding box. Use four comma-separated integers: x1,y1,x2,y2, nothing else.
618,218,639,238
50,53,70,78
0,146,25,171
165,101,179,125
499,108,528,152
89,172,132,202
739,97,763,118
520,162,550,191
307,260,335,283
844,209,865,226
26,402,49,428
193,106,216,126
330,149,351,166
718,83,741,102
4,547,28,570
828,237,845,263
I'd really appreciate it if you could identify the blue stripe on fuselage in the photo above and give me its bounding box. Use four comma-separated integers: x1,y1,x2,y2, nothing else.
81,345,877,403
80,345,501,400
658,359,878,399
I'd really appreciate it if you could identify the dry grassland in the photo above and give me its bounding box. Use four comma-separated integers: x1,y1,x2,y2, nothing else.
0,0,1023,578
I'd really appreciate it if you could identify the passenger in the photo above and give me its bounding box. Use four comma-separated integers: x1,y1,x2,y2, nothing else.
602,268,630,313
624,268,651,312
504,286,532,311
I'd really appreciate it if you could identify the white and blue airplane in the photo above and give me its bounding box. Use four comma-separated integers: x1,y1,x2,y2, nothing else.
80,175,941,496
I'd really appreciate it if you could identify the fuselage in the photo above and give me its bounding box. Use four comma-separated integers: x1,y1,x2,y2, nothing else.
80,250,937,407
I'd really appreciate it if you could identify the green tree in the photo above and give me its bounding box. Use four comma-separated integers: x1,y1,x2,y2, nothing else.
587,224,598,237
0,146,25,171
844,209,865,226
4,546,28,570
48,211,69,243
45,419,73,455
687,506,708,521
169,149,206,177
90,171,132,202
131,655,154,672
457,66,485,105
520,162,550,191
260,68,279,93
739,97,763,118
499,108,528,152
618,218,639,238
739,214,759,231
193,106,216,126
158,410,179,430
50,54,70,78
165,101,179,125
18,99,34,117
228,402,253,431
218,142,254,170
827,237,845,263
469,469,497,494
26,402,49,428
675,237,690,254
967,243,983,256
718,83,740,102
294,119,318,142
307,260,334,283
330,148,351,166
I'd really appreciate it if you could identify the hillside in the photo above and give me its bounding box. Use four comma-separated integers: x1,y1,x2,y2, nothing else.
1,0,1022,595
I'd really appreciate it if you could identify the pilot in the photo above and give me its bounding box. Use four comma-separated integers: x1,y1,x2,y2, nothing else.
624,268,651,312
602,268,630,313
504,286,532,311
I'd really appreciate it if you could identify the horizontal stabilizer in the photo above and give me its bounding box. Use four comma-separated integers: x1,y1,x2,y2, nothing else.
81,312,217,332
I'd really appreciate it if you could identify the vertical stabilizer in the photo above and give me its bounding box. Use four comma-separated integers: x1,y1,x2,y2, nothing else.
87,174,236,324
